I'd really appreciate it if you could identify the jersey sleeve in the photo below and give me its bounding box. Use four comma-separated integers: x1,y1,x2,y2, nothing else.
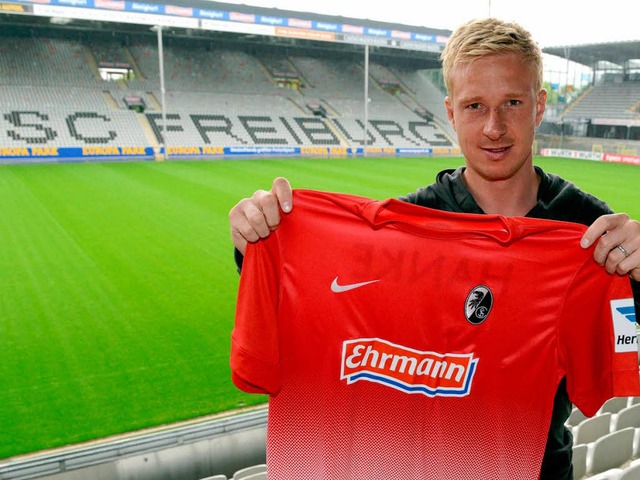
559,261,640,416
230,233,282,395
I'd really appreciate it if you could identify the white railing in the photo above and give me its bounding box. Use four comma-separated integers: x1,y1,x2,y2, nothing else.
0,407,268,480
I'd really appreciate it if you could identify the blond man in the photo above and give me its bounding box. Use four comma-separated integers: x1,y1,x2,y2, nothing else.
229,18,640,479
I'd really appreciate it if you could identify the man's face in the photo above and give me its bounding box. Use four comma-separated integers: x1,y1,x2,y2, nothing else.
445,53,547,182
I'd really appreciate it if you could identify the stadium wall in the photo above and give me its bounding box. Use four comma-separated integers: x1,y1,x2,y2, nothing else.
0,145,461,163
536,134,640,156
0,410,268,480
539,148,640,165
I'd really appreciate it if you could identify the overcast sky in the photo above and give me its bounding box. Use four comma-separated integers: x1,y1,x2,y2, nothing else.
216,0,640,48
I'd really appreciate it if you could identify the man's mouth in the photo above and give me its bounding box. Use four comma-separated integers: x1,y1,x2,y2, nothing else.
483,146,511,153
482,145,512,157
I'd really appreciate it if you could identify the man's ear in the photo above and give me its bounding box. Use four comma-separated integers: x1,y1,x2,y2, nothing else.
445,96,455,130
535,89,547,126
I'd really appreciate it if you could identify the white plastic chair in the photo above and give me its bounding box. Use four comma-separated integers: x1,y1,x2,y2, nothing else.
620,461,640,480
572,443,588,480
587,427,635,475
241,473,267,480
600,397,631,415
614,403,640,430
567,406,589,427
233,464,267,480
574,413,612,445
587,470,624,480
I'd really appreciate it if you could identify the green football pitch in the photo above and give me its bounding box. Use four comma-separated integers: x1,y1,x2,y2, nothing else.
0,156,638,459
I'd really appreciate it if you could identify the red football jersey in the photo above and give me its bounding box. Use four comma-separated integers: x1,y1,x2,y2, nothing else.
231,189,640,480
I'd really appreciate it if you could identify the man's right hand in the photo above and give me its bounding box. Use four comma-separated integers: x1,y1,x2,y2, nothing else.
229,177,293,255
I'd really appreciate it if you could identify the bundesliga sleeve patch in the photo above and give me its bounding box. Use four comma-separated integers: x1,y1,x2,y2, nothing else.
611,298,638,353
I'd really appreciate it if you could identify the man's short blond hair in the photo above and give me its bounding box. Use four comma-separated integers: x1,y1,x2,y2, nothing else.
441,18,544,95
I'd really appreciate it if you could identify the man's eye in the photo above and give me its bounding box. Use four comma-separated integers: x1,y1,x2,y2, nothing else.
508,99,522,106
467,103,481,110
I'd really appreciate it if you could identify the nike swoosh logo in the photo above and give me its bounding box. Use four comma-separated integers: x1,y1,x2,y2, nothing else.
331,277,380,293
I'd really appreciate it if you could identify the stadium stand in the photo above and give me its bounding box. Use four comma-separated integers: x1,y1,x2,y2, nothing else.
388,66,458,140
288,53,378,99
0,35,100,87
1,9,638,163
540,42,640,147
0,25,455,158
0,28,640,159
567,397,640,479
564,83,640,121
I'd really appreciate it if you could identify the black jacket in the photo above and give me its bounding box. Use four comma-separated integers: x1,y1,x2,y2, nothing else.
234,166,640,480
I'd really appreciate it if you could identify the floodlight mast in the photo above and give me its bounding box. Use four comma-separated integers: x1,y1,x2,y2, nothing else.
152,25,169,159
363,44,369,156
560,46,571,150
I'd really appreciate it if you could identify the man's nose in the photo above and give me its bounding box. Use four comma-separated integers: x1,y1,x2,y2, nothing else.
483,109,507,140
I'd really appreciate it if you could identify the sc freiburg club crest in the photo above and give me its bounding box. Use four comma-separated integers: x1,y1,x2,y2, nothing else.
465,285,493,325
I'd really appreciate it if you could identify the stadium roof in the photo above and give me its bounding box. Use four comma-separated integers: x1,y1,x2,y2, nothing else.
542,40,640,68
156,0,452,37
0,0,451,69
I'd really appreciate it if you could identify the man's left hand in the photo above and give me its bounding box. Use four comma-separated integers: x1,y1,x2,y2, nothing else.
582,213,640,281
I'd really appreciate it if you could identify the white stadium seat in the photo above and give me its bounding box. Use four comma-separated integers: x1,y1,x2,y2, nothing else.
587,427,635,475
614,403,640,431
620,461,640,480
233,464,267,479
240,473,267,480
568,406,589,427
601,397,631,415
572,443,589,480
574,413,612,445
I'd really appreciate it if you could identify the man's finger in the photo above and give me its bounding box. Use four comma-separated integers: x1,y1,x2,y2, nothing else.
581,213,629,248
272,177,293,213
229,199,273,254
230,230,249,256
